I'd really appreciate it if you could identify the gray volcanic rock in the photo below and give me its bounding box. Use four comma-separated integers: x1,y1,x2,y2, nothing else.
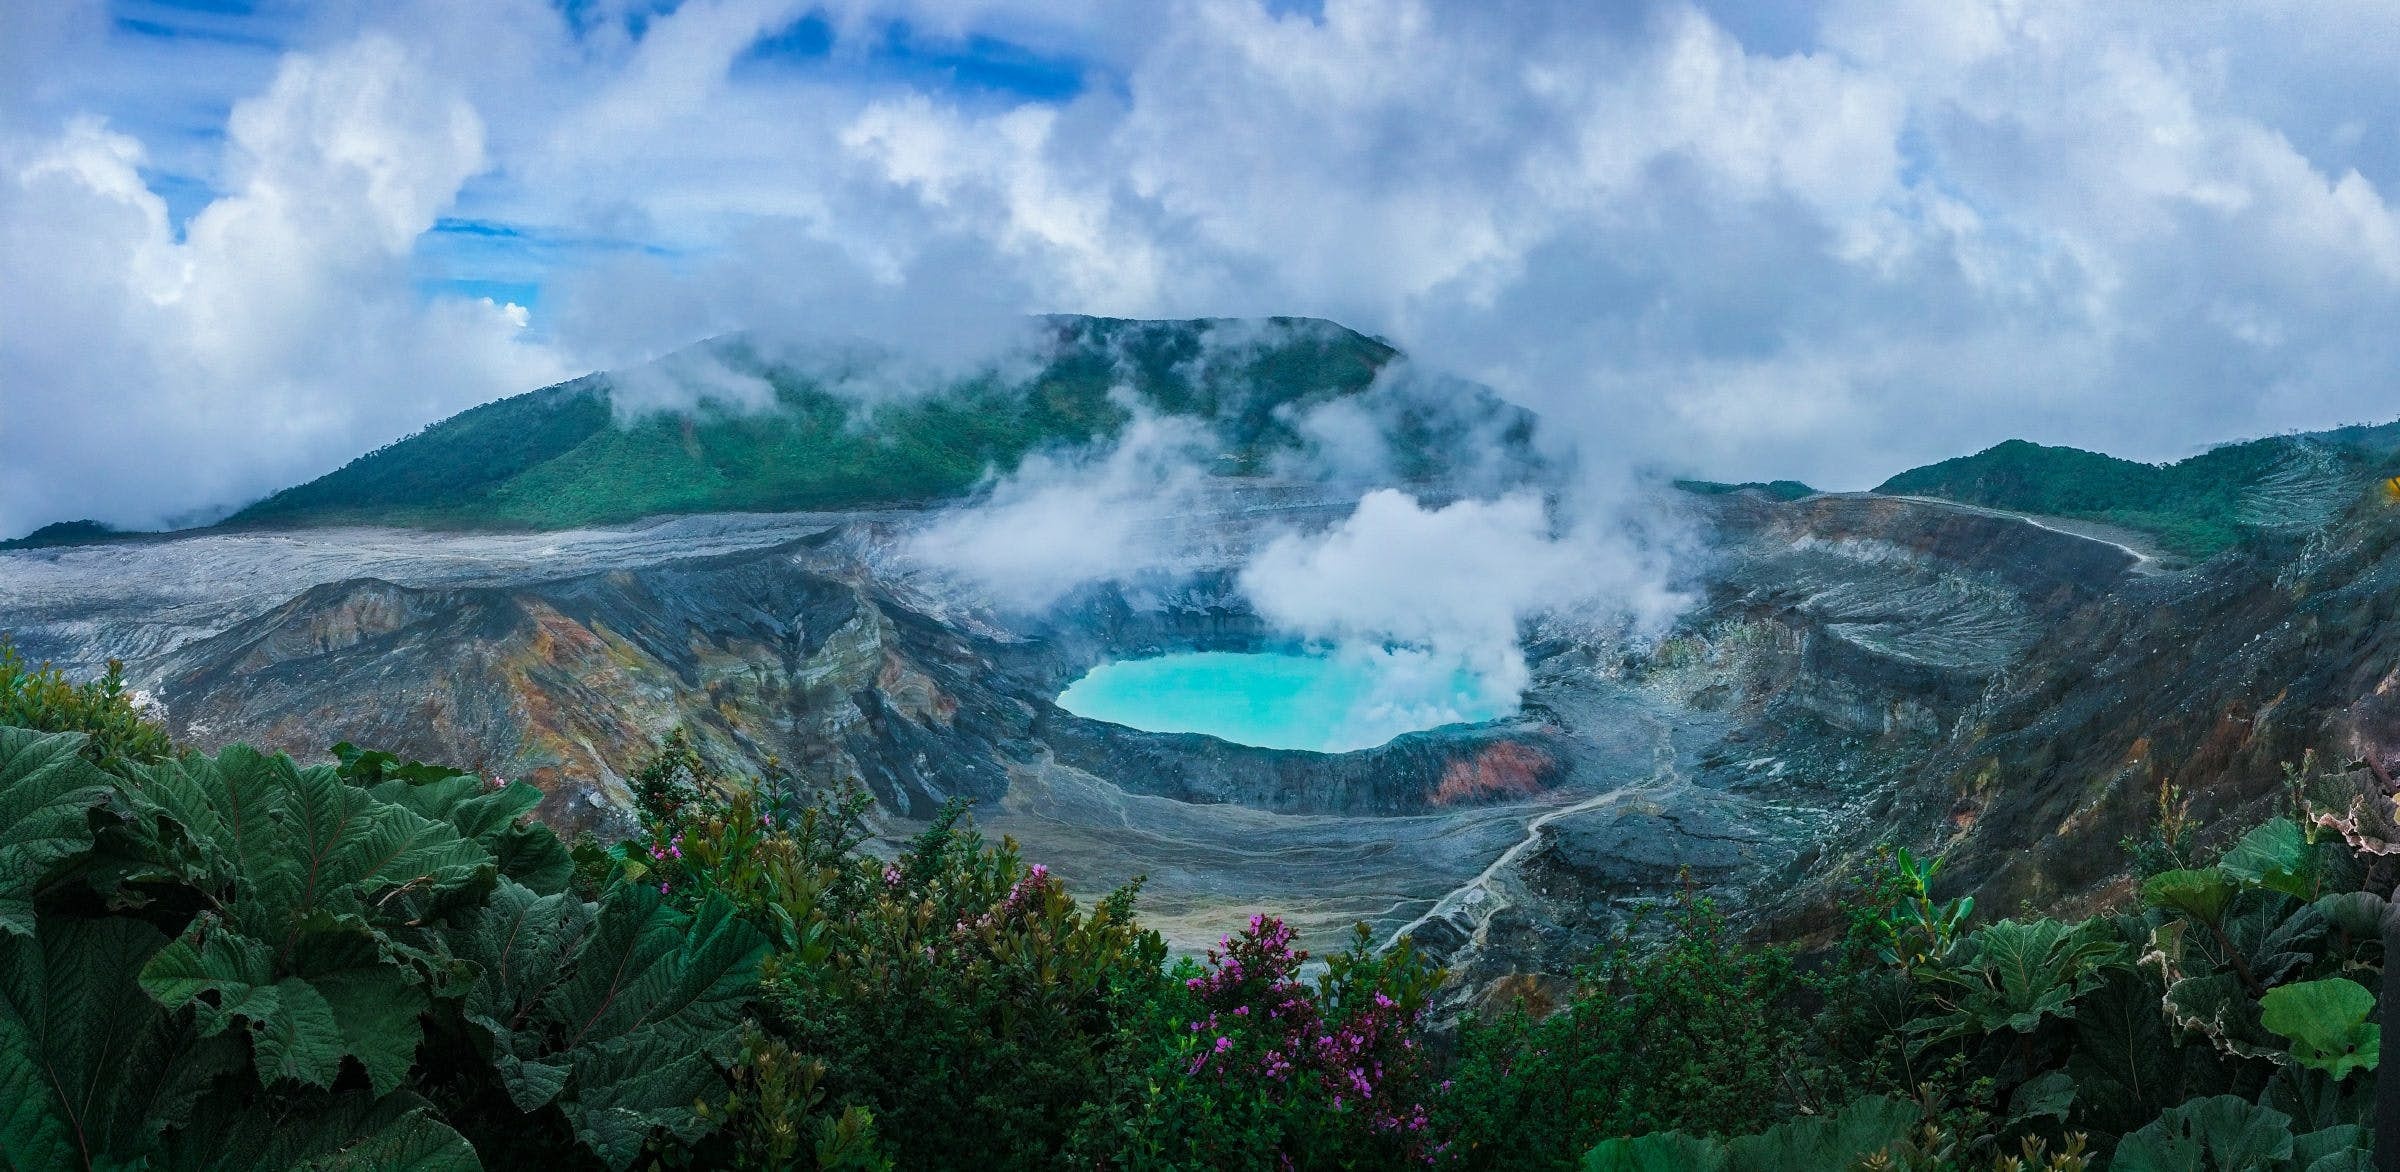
1541,794,1766,889
37,467,2377,998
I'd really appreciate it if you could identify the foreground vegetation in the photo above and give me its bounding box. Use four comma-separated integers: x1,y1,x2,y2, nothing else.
0,653,2386,1168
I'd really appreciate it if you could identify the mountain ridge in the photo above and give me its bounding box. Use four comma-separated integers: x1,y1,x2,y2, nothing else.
222,314,1400,533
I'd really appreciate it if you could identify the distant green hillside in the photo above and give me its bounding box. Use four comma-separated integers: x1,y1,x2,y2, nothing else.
1875,431,2391,558
1674,479,1818,501
228,316,1397,531
0,520,131,550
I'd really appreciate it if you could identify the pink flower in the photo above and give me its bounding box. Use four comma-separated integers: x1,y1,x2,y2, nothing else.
658,882,670,894
883,865,903,888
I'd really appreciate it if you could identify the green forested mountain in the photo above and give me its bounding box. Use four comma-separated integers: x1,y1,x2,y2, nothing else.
1875,424,2400,558
0,519,131,550
226,316,1397,531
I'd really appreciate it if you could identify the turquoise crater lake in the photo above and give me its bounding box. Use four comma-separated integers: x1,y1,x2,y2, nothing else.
1055,651,1508,753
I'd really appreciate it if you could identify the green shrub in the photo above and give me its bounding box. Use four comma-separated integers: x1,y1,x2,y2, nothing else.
1439,892,1812,1169
761,801,1170,1171
0,639,172,769
1113,915,1448,1169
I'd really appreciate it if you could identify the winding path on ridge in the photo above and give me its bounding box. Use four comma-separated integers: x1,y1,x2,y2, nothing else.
1377,706,1685,964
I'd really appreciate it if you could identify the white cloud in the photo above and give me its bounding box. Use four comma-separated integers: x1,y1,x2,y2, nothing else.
904,394,1215,611
0,31,565,535
13,0,2400,537
1239,488,1689,709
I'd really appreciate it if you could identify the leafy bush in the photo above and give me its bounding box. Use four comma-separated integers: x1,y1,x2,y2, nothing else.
1571,786,2387,1170
1439,892,1815,1169
760,801,1170,1170
1116,914,1448,1169
0,639,172,768
0,719,768,1172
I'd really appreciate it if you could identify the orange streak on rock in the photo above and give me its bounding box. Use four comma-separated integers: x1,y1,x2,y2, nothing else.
1432,741,1556,806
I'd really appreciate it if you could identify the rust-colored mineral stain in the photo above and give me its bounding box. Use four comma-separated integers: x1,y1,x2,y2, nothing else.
1431,741,1554,805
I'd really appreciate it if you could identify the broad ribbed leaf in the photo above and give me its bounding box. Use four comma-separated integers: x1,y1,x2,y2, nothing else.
1929,918,2121,1037
2112,1095,2295,1172
1722,1094,1921,1171
314,967,430,1097
0,915,239,1171
2260,978,2380,1079
0,727,116,936
251,977,345,1088
2291,1125,2368,1169
261,762,489,933
367,777,570,895
458,881,764,1168
2066,970,2183,1133
543,884,764,1054
144,923,435,1093
125,745,289,898
2307,1150,2375,1172
2009,1070,2077,1123
139,930,278,1037
129,743,509,1096
561,1034,725,1170
2312,891,2387,938
2143,869,2236,924
1578,1099,1920,1172
1580,1132,1729,1172
2221,817,2320,899
459,878,593,1110
159,1089,479,1172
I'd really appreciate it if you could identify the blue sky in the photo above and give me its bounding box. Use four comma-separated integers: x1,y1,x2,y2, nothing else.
6,0,2400,538
87,0,1100,318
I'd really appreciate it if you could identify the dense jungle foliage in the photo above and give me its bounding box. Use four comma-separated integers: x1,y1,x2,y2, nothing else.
0,653,2389,1169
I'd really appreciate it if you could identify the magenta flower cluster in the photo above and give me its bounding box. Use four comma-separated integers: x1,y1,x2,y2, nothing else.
950,862,1056,941
1179,914,1444,1163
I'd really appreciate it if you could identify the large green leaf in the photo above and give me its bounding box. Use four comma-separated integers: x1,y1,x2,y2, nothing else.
2067,969,2197,1135
1926,918,2121,1037
2259,979,2380,1080
121,744,291,899
1721,1095,1921,1171
559,1034,726,1169
140,925,420,1092
259,762,490,936
2144,869,2237,925
2290,1125,2369,1170
158,1089,480,1172
0,727,116,937
362,775,570,895
542,884,763,1055
0,915,239,1171
127,744,500,1096
2112,1095,2295,1171
2310,891,2387,939
458,879,766,1169
127,748,494,937
2221,818,2320,900
1580,1097,1924,1172
458,878,593,1111
1580,1132,1729,1172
